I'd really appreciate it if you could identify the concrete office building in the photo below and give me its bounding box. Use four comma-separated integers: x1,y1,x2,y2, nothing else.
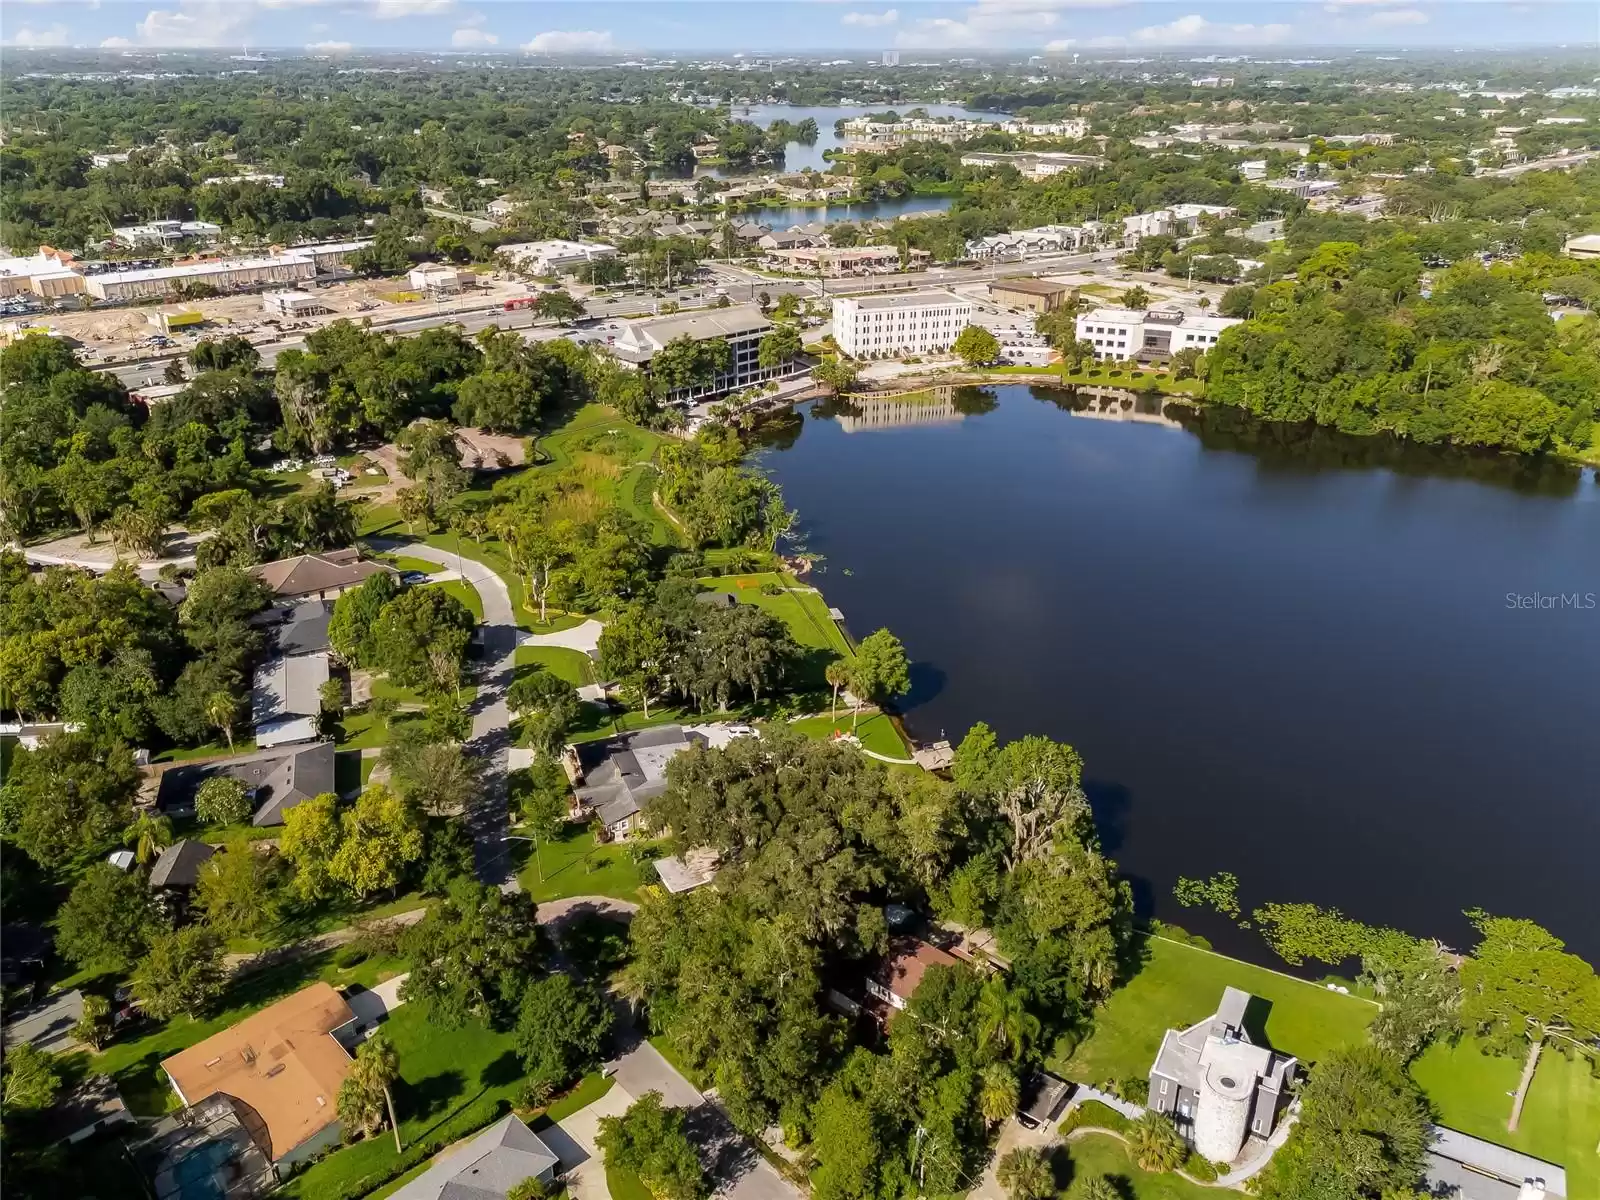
85,254,316,303
610,304,804,402
832,291,974,359
1075,306,1242,361
496,239,618,275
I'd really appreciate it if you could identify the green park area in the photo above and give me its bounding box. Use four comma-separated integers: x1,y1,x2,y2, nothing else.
510,818,655,904
1058,1134,1214,1199
1056,934,1378,1085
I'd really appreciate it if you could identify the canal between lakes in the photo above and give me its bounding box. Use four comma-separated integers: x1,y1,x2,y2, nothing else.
757,386,1600,963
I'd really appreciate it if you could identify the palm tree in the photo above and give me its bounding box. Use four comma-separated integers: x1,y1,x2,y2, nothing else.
127,813,173,865
337,1032,402,1149
975,976,1041,1062
978,1062,1019,1126
825,661,850,721
1079,1177,1121,1200
996,1146,1052,1200
1128,1111,1186,1173
204,691,237,753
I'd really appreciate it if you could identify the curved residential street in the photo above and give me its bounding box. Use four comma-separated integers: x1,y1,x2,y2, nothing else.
375,539,518,885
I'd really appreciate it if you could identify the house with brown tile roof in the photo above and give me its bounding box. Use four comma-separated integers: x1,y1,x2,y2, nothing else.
866,937,960,1013
250,548,395,604
161,982,356,1167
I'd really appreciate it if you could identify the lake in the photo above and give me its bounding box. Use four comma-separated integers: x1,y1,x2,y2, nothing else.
758,386,1600,964
748,194,954,232
717,101,1001,173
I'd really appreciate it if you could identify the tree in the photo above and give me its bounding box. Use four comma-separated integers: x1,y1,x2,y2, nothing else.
279,791,343,900
978,1062,1019,1126
56,863,163,972
71,992,114,1051
515,973,616,1091
373,585,474,691
196,775,253,826
811,357,858,397
1127,1111,1186,1173
132,927,226,1020
825,660,850,721
1120,285,1151,310
758,325,803,370
1256,1044,1431,1200
996,1146,1051,1200
533,290,585,322
508,1180,550,1200
598,605,670,718
189,335,260,374
508,669,581,757
330,784,426,899
975,976,1041,1062
2,1044,60,1114
196,843,283,939
204,689,240,752
953,324,1001,367
518,755,570,883
127,811,174,864
382,728,480,817
0,733,139,867
1459,914,1600,1130
328,571,400,667
1078,1178,1121,1200
108,503,169,559
596,1091,708,1200
401,879,545,1029
1363,937,1462,1062
850,628,910,728
337,1032,401,1143
1170,345,1203,380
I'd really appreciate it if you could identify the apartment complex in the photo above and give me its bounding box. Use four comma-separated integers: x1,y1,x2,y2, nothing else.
1075,306,1241,361
958,151,1105,178
832,291,974,360
1121,204,1238,242
610,304,804,402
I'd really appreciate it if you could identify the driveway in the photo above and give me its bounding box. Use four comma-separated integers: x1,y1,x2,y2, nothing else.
609,1040,704,1111
372,539,517,884
521,619,604,656
970,1118,1060,1200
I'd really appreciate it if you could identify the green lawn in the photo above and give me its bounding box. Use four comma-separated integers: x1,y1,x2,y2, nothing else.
509,821,653,904
516,644,596,687
544,1071,614,1121
1056,935,1376,1086
221,889,426,956
279,1002,525,1200
1059,1133,1215,1199
90,949,406,1117
790,713,913,760
697,574,851,657
424,577,485,622
1411,1036,1600,1199
607,1165,655,1200
380,554,444,575
153,737,259,763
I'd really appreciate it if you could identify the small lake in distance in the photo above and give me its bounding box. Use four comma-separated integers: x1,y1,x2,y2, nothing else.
757,386,1600,964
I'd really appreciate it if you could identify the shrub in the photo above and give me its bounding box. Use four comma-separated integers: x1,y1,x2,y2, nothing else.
334,944,369,968
759,581,783,596
1183,1154,1219,1182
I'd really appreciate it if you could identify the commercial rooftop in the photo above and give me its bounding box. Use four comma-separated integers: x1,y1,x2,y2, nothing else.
611,303,771,359
161,982,355,1162
840,289,964,311
1424,1125,1567,1199
990,277,1074,297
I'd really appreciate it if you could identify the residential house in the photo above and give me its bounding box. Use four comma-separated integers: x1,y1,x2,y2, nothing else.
251,548,396,605
388,1114,560,1200
256,599,333,657
1147,986,1297,1163
569,725,705,839
866,938,960,1013
958,151,1105,178
149,839,217,921
252,650,330,749
155,740,336,826
758,229,813,252
486,196,525,219
653,847,720,894
161,982,357,1172
42,1076,135,1147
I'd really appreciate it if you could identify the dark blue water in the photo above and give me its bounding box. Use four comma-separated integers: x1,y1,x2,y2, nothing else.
751,195,954,231
759,388,1600,962
718,102,998,173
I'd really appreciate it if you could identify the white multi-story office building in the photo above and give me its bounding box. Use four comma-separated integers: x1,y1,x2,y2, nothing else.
832,291,974,360
1074,307,1242,361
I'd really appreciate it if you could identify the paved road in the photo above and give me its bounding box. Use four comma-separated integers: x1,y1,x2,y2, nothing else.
377,539,517,884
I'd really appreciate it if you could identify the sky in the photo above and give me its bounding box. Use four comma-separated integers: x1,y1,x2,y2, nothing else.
3,0,1597,54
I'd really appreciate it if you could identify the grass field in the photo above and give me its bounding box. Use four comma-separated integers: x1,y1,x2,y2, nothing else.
1411,1036,1600,1199
279,1002,524,1200
1059,1134,1215,1199
378,554,442,575
515,644,596,687
508,821,654,903
790,712,913,760
91,949,406,1117
1056,935,1376,1085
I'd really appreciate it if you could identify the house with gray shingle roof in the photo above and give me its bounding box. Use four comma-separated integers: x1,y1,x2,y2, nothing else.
388,1114,559,1200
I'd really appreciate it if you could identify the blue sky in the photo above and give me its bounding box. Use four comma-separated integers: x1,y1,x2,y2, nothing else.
3,0,1596,53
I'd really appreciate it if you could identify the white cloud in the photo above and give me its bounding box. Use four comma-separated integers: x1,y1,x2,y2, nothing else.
306,39,352,52
1367,7,1429,23
100,35,134,47
895,0,1130,49
371,0,454,16
842,8,898,26
9,23,71,45
521,29,615,54
1043,38,1074,51
135,1,254,47
1086,13,1293,47
451,25,497,46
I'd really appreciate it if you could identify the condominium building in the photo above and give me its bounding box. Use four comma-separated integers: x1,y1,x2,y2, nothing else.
768,244,930,277
958,151,1105,178
1075,306,1242,361
610,304,804,403
832,291,974,360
